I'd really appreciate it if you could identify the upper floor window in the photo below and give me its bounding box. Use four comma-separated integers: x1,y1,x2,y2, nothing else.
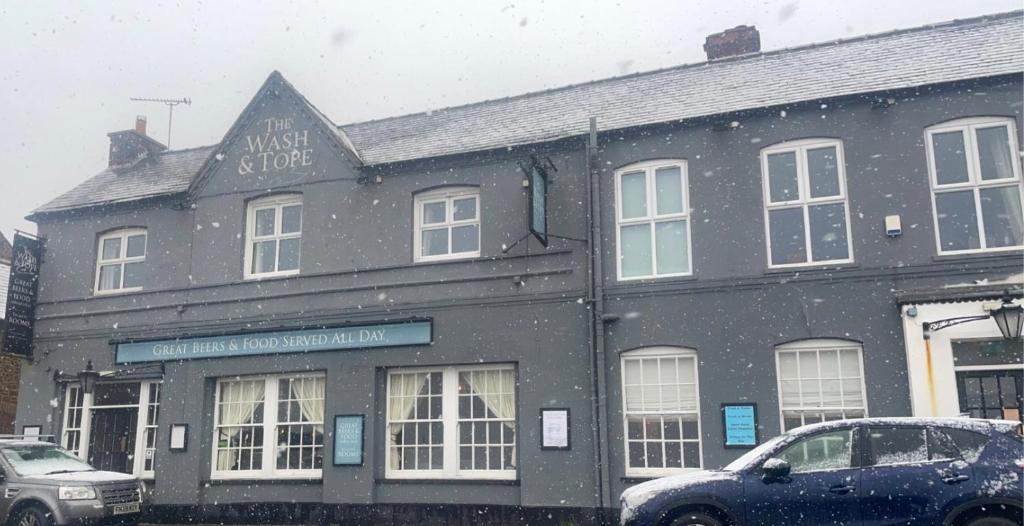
621,347,702,476
413,187,480,262
761,139,852,268
95,228,147,294
776,339,867,432
244,194,302,279
925,117,1023,254
615,160,691,280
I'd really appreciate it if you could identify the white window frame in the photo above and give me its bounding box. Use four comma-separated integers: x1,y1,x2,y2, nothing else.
621,347,703,477
94,228,147,295
243,194,303,280
385,364,516,481
775,339,869,432
210,372,325,480
413,187,481,262
61,380,162,479
614,160,693,281
925,117,1024,255
761,139,854,268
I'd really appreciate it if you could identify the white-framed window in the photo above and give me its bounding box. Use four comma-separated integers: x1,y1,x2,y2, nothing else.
925,117,1023,254
94,228,147,294
621,347,702,477
212,373,325,479
775,339,867,432
244,194,302,279
61,380,162,478
413,187,481,262
386,364,516,480
615,160,692,280
761,139,853,268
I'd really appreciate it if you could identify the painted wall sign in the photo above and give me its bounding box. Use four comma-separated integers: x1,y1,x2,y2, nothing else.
115,320,432,364
238,117,314,175
333,415,364,466
722,403,758,448
2,233,42,358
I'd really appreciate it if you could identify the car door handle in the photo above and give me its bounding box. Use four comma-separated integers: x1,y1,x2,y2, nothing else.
828,484,855,494
941,474,970,484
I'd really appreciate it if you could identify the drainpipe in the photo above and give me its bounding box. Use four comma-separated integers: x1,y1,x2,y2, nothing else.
586,117,612,522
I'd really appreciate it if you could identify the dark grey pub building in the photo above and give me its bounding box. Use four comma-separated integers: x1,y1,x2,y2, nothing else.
13,11,1023,525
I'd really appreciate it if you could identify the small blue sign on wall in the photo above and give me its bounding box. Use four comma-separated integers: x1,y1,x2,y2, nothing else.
722,403,758,449
334,415,364,466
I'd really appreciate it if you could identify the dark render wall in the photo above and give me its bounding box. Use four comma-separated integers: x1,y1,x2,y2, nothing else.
595,77,1023,499
17,92,600,517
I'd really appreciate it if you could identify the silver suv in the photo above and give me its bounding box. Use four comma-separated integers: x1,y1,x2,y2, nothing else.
0,437,145,526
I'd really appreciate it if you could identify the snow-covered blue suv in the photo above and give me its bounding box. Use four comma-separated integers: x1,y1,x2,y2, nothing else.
620,418,1023,526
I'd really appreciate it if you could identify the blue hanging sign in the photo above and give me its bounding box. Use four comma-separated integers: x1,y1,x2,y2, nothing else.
115,320,432,364
333,415,364,466
722,403,758,448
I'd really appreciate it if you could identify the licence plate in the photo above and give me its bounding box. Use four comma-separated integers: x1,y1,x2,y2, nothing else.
112,502,140,515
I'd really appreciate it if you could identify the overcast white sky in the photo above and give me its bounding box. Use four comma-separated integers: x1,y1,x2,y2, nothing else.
1,0,1020,241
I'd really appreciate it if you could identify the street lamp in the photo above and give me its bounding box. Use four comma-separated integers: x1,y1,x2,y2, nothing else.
920,295,1022,415
77,360,100,395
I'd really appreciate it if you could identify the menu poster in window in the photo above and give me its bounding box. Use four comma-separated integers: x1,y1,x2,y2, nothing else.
540,408,570,450
722,403,758,448
334,415,364,465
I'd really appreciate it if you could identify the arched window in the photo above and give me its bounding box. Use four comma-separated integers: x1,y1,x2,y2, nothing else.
775,339,867,431
413,186,480,262
925,117,1023,253
244,194,302,279
615,160,691,280
761,139,852,267
94,228,147,294
621,347,702,476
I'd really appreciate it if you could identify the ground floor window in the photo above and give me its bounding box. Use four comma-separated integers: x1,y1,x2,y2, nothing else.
953,339,1023,423
61,380,161,478
621,347,702,477
776,340,867,431
212,373,325,479
386,365,516,480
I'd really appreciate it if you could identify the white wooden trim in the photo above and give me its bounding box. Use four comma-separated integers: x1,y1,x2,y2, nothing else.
924,117,1024,255
243,194,303,280
210,373,325,480
620,347,703,477
774,341,869,432
953,364,1024,372
413,187,481,263
93,228,147,295
384,364,517,480
614,160,693,282
760,139,854,268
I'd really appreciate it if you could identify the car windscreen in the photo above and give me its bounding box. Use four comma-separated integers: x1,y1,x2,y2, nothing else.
0,445,96,476
723,433,788,471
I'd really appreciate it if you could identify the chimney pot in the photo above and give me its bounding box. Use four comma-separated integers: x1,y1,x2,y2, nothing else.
135,115,147,135
704,25,761,60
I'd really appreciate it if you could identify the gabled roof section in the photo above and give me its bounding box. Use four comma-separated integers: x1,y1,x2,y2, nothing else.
186,71,362,197
0,232,11,263
28,10,1024,217
340,10,1024,165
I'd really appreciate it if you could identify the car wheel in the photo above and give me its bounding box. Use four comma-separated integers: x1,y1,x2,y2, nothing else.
665,511,724,526
11,506,53,526
963,517,1020,526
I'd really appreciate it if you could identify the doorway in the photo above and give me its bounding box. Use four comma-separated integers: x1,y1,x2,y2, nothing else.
87,407,138,473
955,370,1023,424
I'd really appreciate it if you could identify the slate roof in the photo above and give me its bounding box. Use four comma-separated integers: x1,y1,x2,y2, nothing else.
31,10,1024,217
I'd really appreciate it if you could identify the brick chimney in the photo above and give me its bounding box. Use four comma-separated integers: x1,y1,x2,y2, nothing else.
704,25,761,60
108,117,166,170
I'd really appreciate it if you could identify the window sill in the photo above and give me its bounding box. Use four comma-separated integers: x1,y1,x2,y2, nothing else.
243,271,300,281
413,253,482,264
203,478,322,486
615,274,697,285
93,287,144,297
375,477,520,486
763,262,859,275
931,249,1023,263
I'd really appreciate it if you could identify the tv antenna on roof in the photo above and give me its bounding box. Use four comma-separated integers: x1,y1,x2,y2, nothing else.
129,97,192,148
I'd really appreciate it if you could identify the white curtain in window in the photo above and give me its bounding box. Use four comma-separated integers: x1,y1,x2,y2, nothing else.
291,377,325,433
387,373,429,468
216,381,265,470
461,369,516,425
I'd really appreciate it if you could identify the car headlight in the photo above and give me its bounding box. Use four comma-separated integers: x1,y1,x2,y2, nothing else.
58,485,96,500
